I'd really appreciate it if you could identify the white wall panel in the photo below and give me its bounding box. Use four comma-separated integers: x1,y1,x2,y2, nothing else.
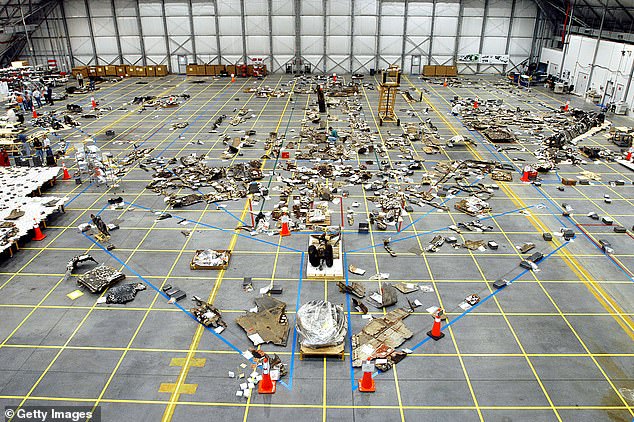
116,17,139,35
192,0,215,15
193,16,216,36
93,18,116,36
328,0,350,15
218,16,243,36
246,16,269,36
434,17,458,37
353,36,376,55
140,16,164,36
114,0,137,16
301,36,323,54
327,16,350,35
301,16,323,36
327,36,349,55
45,0,540,75
354,16,377,36
408,17,432,36
138,2,161,16
272,16,294,36
381,16,404,36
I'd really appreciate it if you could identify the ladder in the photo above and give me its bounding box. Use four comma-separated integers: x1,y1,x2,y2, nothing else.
377,65,401,126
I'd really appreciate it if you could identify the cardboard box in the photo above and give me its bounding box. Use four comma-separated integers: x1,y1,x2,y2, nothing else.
104,66,117,76
226,65,236,76
87,67,97,76
214,64,226,75
446,65,458,76
145,66,156,77
71,67,88,77
247,65,254,76
156,65,168,76
125,65,135,76
95,66,105,76
135,66,146,76
196,65,206,76
422,65,435,77
116,66,126,76
186,65,197,75
205,64,215,76
435,65,447,76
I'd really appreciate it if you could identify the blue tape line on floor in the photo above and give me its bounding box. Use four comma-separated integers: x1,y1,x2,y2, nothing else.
65,182,94,205
123,201,303,253
347,203,536,254
81,232,247,357
286,251,305,390
350,241,570,391
343,253,357,392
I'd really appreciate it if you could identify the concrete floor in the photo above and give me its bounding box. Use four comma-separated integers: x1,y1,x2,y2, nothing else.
0,73,632,422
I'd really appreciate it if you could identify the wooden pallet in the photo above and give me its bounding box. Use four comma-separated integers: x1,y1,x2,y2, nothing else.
299,343,345,360
306,233,343,280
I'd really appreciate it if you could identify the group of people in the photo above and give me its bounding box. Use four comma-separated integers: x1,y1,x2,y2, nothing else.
14,85,54,111
75,73,96,91
17,133,55,166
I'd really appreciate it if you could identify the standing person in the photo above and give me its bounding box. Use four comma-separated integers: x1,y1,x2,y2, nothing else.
0,148,9,166
77,72,84,88
45,85,54,105
33,138,44,164
24,93,32,111
16,93,25,111
19,134,30,157
32,89,42,108
88,75,96,91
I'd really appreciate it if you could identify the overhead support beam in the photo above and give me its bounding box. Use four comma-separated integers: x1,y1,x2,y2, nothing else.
294,0,300,65
503,0,517,74
160,0,170,70
110,0,123,65
477,0,489,74
374,0,382,71
267,0,273,70
83,0,98,65
212,0,221,65
239,0,248,63
529,7,541,64
400,0,409,71
134,0,147,66
453,0,464,66
614,0,634,23
623,48,634,104
428,0,436,65
558,0,575,79
349,0,354,73
187,0,197,63
59,1,74,68
322,0,327,73
587,0,608,92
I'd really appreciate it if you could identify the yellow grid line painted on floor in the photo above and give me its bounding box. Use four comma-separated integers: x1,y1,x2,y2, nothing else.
418,77,634,417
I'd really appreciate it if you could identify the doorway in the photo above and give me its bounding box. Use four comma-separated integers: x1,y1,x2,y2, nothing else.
410,55,421,75
576,71,589,95
178,55,188,74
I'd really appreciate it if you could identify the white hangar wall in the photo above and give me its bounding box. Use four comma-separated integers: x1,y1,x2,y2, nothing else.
26,0,539,75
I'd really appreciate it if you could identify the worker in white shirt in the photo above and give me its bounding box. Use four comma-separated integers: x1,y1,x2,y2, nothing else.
32,89,43,108
451,103,462,116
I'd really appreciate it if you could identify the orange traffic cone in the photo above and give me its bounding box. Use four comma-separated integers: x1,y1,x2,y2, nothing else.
626,146,633,161
280,214,291,237
231,73,236,83
563,100,569,112
32,219,46,241
258,357,276,394
520,165,531,183
62,162,71,180
333,73,337,83
473,98,479,109
32,107,38,118
91,96,96,110
358,358,376,392
427,311,445,340
443,78,448,87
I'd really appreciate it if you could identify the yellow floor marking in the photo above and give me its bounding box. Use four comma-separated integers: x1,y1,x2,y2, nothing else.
158,383,198,395
170,358,206,367
414,76,634,416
